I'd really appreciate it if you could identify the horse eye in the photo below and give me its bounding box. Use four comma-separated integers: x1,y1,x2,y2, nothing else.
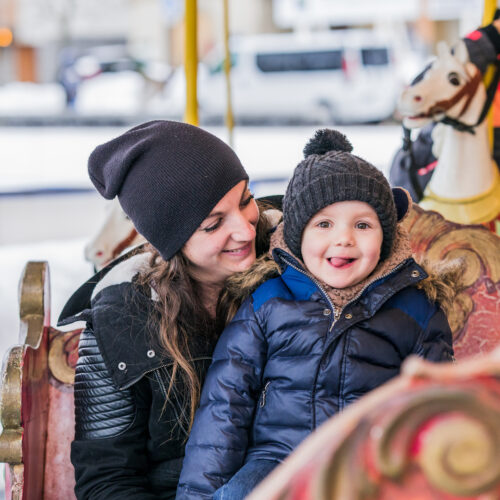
448,72,460,86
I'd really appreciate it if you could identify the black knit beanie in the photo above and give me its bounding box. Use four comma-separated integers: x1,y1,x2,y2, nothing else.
283,129,409,261
88,120,248,261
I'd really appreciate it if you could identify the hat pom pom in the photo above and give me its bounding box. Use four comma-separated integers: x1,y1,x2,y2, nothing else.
303,129,353,158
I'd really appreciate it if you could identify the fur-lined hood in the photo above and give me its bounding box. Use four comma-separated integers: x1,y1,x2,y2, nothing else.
223,251,464,320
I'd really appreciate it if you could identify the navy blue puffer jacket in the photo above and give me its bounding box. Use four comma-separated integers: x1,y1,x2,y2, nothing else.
177,252,453,499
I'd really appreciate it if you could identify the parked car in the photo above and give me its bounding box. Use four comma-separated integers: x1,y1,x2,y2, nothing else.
160,29,401,124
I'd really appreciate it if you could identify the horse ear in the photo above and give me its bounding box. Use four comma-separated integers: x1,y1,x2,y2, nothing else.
452,40,469,65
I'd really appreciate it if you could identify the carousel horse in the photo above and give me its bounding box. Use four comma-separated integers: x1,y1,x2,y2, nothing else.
84,198,145,270
398,40,500,231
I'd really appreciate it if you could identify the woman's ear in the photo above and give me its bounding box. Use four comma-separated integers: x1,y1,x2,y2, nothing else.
392,187,413,221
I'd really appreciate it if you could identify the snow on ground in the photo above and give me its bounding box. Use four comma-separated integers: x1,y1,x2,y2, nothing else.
0,82,66,117
0,124,401,192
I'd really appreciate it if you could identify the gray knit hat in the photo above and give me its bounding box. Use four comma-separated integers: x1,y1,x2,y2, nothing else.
283,129,409,261
88,120,248,261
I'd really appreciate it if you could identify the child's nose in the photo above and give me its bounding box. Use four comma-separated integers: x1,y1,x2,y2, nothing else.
335,228,354,247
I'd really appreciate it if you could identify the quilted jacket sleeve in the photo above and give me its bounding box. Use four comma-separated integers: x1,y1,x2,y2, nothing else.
413,305,454,362
71,327,158,500
176,298,267,499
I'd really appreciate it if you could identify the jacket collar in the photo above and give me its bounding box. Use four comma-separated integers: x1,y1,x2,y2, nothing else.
273,246,426,316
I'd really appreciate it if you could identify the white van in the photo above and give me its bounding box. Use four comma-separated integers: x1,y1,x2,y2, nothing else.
161,29,400,124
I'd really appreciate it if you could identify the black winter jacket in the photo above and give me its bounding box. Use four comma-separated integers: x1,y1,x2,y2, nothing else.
59,252,216,499
177,250,454,499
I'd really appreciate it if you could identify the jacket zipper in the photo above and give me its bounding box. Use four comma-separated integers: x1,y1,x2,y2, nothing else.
259,381,271,408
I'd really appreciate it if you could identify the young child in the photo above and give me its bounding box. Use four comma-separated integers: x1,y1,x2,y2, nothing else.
176,129,454,500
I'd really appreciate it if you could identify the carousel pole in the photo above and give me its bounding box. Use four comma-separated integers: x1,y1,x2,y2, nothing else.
481,0,498,148
184,0,199,126
223,0,234,147
482,0,497,26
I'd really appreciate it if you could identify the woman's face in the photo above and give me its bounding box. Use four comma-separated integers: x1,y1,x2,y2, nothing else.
183,180,259,285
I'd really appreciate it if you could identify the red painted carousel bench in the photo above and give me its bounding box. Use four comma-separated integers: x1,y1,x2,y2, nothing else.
0,206,499,499
0,262,79,499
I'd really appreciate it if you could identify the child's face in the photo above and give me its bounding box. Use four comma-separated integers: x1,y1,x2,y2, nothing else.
301,201,383,289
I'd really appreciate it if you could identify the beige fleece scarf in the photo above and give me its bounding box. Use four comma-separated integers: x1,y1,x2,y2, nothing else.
269,222,412,310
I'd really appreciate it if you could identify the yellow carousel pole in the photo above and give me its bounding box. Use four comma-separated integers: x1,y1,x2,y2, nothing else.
223,0,234,148
482,0,497,148
482,0,497,26
184,0,199,126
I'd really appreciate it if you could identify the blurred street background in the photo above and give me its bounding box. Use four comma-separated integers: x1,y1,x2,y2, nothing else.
0,0,486,387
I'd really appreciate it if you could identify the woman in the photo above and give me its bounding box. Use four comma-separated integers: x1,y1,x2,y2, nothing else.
58,120,279,499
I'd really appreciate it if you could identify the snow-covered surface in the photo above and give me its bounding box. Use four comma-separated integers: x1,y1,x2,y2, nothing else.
0,82,66,116
0,124,400,193
0,126,121,193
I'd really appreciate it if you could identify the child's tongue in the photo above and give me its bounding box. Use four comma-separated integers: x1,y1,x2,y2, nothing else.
330,257,352,268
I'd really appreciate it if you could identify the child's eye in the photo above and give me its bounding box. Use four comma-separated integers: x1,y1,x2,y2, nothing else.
317,221,331,228
356,222,370,229
203,218,223,233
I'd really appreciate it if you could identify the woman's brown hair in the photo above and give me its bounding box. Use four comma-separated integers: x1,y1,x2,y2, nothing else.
137,200,276,433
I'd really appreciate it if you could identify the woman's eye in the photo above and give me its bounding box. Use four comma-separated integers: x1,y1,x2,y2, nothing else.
356,222,369,229
448,72,460,86
240,193,254,207
203,218,222,233
317,221,331,228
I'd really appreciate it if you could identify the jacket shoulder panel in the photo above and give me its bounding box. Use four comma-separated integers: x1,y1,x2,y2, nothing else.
251,264,321,312
384,286,437,330
251,276,293,312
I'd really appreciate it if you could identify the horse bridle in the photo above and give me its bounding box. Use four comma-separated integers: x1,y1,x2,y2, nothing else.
401,60,500,200
415,66,488,134
111,228,139,261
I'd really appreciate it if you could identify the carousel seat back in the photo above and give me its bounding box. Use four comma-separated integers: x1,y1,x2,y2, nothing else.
0,262,78,500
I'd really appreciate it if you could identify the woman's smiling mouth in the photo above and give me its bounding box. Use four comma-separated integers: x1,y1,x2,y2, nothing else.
222,242,252,257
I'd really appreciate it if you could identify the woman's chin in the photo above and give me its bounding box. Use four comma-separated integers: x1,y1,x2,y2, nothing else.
226,250,257,274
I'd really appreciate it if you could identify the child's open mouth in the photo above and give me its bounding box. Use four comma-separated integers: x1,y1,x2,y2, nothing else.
328,257,356,269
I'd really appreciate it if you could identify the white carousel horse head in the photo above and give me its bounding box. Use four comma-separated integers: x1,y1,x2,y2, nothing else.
398,40,484,130
397,40,500,225
84,198,146,270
